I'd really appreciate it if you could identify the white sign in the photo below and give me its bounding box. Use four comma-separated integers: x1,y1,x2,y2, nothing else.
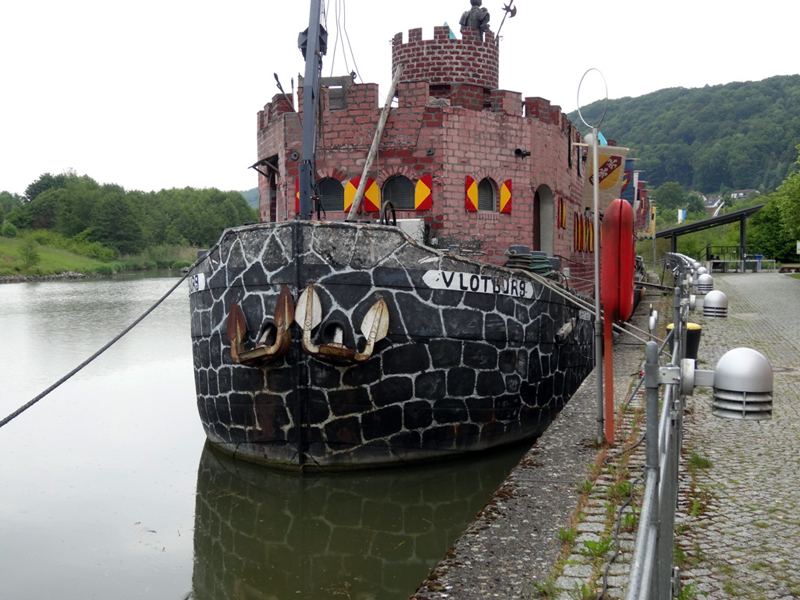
423,270,535,299
797,241,800,255
189,273,206,294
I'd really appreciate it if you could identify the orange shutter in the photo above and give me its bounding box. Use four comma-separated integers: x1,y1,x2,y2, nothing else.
344,176,379,213
499,179,512,214
415,174,432,210
465,176,478,212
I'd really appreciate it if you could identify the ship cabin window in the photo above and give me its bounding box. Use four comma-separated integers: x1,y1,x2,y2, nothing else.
318,177,344,212
477,178,496,212
382,175,415,210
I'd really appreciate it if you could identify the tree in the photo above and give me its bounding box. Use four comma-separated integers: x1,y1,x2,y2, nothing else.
96,194,145,255
652,182,687,210
748,199,793,261
686,193,706,216
774,146,800,240
24,172,68,202
1,222,18,237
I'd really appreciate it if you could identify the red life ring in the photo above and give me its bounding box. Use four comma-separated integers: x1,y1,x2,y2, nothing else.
601,198,635,322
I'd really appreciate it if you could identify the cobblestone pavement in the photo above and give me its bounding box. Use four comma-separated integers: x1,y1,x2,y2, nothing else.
676,273,800,599
547,272,800,600
411,273,800,600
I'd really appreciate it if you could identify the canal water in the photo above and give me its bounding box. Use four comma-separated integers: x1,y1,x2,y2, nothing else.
0,275,528,600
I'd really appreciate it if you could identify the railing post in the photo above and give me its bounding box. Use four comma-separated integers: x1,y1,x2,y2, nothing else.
644,340,661,598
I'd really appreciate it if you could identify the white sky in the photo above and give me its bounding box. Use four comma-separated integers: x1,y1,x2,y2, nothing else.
1,0,796,197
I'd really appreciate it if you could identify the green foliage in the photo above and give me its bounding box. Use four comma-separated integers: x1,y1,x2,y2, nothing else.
0,191,24,220
570,75,800,193
239,187,259,210
686,192,706,215
774,147,800,240
531,577,557,598
558,526,577,545
570,581,596,600
1,222,18,238
28,229,116,261
24,172,68,201
653,181,687,209
18,236,41,270
578,538,613,558
3,171,258,260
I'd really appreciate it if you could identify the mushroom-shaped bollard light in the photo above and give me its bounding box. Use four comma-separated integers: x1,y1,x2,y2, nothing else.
703,290,729,318
697,273,714,294
713,347,773,420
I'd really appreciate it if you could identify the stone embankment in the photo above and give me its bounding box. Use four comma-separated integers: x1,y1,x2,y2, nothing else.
0,271,92,284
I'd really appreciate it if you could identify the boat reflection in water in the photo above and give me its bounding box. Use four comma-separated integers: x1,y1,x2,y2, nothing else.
192,441,528,600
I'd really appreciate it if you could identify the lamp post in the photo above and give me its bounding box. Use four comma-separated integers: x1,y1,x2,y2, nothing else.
577,69,608,445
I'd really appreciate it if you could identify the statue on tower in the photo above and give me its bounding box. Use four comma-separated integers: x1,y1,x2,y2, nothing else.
459,0,490,39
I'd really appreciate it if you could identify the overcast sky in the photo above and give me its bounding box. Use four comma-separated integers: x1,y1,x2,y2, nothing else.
1,0,796,197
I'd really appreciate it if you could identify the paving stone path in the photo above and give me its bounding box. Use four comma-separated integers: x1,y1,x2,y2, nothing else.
537,272,800,600
676,273,800,599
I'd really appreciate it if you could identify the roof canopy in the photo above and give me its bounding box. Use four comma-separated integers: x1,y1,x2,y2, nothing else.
655,204,765,261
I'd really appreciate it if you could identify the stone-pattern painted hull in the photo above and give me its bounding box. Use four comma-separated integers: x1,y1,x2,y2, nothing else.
189,221,594,469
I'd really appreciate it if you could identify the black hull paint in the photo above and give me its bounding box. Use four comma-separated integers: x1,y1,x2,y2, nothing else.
189,221,594,469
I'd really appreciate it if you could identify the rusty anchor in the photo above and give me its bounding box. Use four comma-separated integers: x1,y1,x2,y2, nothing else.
227,285,295,366
295,283,389,365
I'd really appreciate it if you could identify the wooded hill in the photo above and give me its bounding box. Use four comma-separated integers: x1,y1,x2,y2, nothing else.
569,74,800,194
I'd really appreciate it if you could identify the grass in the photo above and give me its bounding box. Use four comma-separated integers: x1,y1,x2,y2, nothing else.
578,538,613,558
0,236,198,278
558,526,577,545
0,236,107,276
687,452,712,475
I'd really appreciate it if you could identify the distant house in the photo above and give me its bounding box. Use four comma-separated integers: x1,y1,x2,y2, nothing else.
731,189,759,200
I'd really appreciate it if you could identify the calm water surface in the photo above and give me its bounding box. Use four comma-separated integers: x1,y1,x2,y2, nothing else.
0,275,527,599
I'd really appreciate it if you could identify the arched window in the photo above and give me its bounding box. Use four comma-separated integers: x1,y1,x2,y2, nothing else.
318,177,344,212
477,178,496,211
382,175,415,210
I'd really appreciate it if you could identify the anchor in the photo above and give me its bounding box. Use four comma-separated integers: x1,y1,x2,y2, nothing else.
295,283,390,365
227,285,294,366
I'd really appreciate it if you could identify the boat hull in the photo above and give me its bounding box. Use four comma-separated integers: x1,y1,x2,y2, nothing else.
189,221,594,469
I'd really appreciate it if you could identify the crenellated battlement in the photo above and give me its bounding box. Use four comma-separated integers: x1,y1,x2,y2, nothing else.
392,26,499,90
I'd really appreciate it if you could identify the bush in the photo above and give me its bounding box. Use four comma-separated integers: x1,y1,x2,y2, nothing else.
19,237,41,269
1,222,18,237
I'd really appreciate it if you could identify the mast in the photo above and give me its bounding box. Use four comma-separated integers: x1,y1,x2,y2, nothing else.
297,0,327,220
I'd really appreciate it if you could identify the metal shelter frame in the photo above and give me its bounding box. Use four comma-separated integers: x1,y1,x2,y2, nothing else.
655,204,764,272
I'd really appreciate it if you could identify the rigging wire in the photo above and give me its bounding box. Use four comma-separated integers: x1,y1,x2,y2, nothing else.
0,246,218,430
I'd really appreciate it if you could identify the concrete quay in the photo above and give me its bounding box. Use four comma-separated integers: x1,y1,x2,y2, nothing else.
411,271,800,600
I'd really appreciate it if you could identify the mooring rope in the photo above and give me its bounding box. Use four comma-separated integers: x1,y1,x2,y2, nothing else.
0,245,217,430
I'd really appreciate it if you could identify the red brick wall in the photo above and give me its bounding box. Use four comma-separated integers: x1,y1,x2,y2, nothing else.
255,28,597,292
392,26,499,91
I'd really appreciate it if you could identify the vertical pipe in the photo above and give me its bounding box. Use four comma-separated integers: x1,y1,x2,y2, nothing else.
298,0,323,220
644,340,661,598
592,126,604,445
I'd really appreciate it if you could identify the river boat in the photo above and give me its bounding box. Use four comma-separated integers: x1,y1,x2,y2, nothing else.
187,1,630,469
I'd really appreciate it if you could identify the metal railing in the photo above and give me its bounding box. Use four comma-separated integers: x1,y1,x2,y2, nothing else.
626,253,694,600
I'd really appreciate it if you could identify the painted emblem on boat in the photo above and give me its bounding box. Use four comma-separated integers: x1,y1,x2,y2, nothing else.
227,285,294,366
295,284,390,365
